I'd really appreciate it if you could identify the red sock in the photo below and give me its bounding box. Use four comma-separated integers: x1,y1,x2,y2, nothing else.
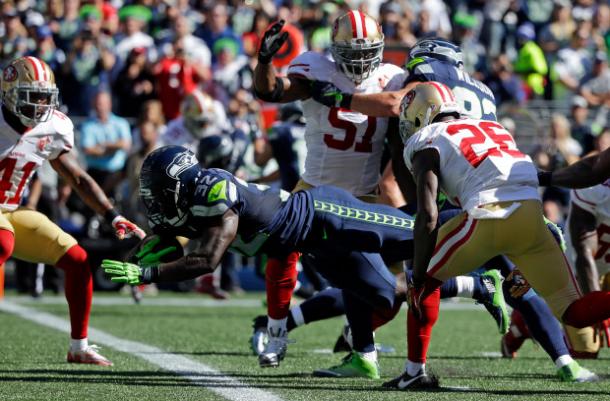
562,291,610,328
0,229,15,264
407,280,441,363
371,299,403,330
55,245,92,339
266,252,299,320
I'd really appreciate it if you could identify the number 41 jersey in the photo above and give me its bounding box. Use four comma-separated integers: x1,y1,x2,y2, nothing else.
288,52,404,197
403,118,539,214
0,110,73,211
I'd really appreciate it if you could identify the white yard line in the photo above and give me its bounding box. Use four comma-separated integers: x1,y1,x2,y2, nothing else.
0,300,283,401
3,295,483,310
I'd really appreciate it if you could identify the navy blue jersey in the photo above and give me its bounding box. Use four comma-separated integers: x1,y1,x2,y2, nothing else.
268,122,306,191
406,57,497,121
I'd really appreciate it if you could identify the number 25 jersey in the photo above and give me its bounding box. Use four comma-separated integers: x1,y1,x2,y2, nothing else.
403,118,539,214
0,109,73,211
288,52,404,197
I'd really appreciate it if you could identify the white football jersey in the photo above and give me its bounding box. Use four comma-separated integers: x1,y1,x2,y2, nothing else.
568,181,610,274
403,118,539,215
0,110,74,211
287,51,405,197
161,117,198,153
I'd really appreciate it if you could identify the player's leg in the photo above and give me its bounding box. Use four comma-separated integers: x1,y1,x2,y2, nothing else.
8,208,111,366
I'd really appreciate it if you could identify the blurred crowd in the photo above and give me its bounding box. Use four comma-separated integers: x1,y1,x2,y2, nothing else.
3,0,610,295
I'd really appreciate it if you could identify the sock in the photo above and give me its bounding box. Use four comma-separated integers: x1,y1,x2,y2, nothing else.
267,317,287,336
297,287,345,325
287,305,305,331
554,354,574,369
70,338,88,352
344,290,375,353
406,361,425,376
562,291,610,328
265,252,300,320
358,349,377,363
0,229,14,264
440,277,458,298
456,276,475,298
55,245,92,340
407,279,441,364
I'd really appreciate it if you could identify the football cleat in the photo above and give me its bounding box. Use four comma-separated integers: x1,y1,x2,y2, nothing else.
313,352,380,379
332,323,353,353
258,329,292,368
557,361,599,382
477,270,509,334
195,274,229,300
67,345,113,366
250,315,269,356
382,368,439,390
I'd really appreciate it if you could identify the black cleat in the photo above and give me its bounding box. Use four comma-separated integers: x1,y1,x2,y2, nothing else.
382,369,439,390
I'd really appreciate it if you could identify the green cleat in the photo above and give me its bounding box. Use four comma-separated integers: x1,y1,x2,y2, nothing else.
557,361,599,383
313,352,380,379
479,269,509,334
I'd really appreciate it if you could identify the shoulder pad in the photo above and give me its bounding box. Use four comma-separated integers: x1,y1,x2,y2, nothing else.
287,51,333,81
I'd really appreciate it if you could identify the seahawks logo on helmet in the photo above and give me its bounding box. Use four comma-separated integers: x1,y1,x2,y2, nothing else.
166,152,197,179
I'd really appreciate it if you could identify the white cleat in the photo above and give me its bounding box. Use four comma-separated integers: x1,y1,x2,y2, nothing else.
67,345,113,366
258,329,293,368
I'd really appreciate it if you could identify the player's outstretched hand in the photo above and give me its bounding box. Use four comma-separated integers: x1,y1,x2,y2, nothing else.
258,20,289,64
102,260,143,285
310,80,352,109
112,216,146,240
407,278,425,321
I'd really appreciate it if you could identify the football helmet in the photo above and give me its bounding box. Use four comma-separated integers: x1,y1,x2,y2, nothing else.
330,10,384,84
181,90,226,139
399,82,461,141
140,145,201,229
408,37,463,68
197,134,233,169
1,56,59,127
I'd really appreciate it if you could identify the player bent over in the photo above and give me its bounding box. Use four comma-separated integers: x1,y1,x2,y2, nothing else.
388,82,608,389
0,57,144,365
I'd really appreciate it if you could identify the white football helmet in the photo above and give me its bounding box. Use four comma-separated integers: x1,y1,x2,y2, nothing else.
330,10,384,84
181,90,227,139
1,56,59,127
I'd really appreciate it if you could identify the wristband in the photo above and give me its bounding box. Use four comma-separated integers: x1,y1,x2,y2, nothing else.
141,266,159,284
104,208,120,223
537,170,553,187
339,93,353,109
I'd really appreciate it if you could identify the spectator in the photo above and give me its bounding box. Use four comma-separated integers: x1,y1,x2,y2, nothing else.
484,54,526,106
212,38,252,101
0,7,29,67
452,11,485,76
551,28,593,104
159,14,212,75
596,127,610,153
115,5,155,65
196,4,242,63
112,47,156,118
580,51,610,108
570,95,596,155
153,38,206,120
54,0,81,51
513,22,548,98
242,10,271,57
131,100,166,152
538,1,575,55
550,113,582,166
80,91,132,196
28,25,65,75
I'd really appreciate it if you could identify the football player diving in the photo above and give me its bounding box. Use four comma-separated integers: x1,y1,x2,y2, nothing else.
0,56,144,366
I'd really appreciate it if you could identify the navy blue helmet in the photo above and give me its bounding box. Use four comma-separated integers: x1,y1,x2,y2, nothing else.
197,134,233,169
408,37,463,67
139,145,200,228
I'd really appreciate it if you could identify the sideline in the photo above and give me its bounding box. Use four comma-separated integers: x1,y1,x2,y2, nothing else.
0,300,283,401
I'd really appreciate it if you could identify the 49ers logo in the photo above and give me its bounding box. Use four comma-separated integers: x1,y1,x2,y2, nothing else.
37,136,52,152
3,65,17,82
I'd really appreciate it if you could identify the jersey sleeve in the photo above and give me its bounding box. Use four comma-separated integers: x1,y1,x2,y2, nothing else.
403,125,442,170
571,184,610,214
383,64,408,91
287,51,331,82
190,170,239,219
48,111,75,160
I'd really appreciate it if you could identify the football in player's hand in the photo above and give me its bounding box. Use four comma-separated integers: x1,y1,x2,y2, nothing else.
125,234,184,267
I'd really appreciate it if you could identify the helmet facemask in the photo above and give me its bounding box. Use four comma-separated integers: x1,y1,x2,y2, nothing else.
331,39,384,84
5,82,58,127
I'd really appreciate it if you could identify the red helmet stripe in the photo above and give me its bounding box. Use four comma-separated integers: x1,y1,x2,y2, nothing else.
349,11,359,38
428,82,447,102
25,57,40,80
442,83,455,101
359,11,367,37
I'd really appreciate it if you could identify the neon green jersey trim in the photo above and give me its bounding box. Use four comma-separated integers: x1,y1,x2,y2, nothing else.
314,200,414,230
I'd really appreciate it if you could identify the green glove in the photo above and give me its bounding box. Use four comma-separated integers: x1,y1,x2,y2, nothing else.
544,217,567,252
102,259,143,285
135,236,178,267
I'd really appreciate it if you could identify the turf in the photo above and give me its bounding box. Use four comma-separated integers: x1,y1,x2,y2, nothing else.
1,292,609,401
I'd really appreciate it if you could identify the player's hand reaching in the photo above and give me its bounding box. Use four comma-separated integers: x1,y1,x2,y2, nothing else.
310,80,353,109
102,260,143,285
133,236,179,267
112,215,146,240
407,278,425,321
258,20,289,64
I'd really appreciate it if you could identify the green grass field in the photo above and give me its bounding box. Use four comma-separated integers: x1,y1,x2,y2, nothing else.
1,292,609,401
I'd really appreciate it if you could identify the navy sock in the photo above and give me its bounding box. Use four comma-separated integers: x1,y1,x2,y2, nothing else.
343,290,375,353
288,287,345,331
440,277,458,298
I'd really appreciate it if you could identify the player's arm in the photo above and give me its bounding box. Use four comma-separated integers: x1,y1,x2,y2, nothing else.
386,122,416,203
569,204,601,293
50,151,144,239
539,148,610,188
410,148,441,286
253,20,310,103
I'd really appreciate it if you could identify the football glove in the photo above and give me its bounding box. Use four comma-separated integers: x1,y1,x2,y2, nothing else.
544,216,567,252
407,277,425,321
310,80,353,109
102,259,143,285
258,20,289,64
112,215,146,240
133,236,180,267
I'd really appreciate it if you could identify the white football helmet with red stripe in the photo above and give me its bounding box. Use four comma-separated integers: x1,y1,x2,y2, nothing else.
330,10,384,84
1,56,59,127
181,89,227,139
399,81,461,141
